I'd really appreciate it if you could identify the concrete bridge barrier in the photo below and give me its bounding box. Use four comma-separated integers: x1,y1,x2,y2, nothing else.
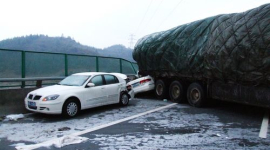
0,88,36,116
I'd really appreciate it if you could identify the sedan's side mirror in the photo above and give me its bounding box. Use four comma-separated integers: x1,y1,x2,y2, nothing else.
86,83,95,87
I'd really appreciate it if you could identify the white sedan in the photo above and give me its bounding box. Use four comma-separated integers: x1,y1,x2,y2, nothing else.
127,75,155,95
25,72,134,117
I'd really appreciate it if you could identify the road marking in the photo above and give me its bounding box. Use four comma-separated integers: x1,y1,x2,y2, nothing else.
259,111,269,138
16,103,177,150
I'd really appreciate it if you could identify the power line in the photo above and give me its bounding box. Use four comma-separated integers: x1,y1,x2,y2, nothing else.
135,0,153,35
157,0,184,31
139,0,164,35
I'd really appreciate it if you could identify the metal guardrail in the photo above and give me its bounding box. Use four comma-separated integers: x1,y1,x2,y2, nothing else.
0,77,65,82
0,75,138,89
0,77,65,88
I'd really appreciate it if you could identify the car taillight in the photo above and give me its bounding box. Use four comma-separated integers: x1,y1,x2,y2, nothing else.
127,85,132,91
140,79,151,84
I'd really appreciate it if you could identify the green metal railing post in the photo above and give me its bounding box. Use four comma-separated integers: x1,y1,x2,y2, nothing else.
131,63,137,74
21,51,25,88
119,59,123,73
65,54,68,76
96,57,99,72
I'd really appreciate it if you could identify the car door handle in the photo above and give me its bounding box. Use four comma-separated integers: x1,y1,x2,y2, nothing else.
101,87,105,89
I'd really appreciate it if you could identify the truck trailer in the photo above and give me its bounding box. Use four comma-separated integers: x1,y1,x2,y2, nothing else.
133,4,270,107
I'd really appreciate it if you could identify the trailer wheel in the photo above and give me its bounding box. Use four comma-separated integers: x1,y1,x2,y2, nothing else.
155,79,168,99
187,82,206,107
169,81,186,103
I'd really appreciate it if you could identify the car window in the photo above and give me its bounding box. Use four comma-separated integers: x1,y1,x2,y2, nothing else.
59,75,90,86
114,76,119,83
104,75,119,85
90,75,103,86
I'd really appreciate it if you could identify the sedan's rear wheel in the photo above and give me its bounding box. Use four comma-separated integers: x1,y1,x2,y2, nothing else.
63,99,79,117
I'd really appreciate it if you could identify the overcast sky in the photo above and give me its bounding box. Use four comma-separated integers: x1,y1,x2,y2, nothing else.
0,0,269,49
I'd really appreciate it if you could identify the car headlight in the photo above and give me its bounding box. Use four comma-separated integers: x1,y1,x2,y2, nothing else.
42,94,60,101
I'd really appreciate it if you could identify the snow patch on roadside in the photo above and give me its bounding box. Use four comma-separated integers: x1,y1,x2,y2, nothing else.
4,114,24,121
9,143,26,147
16,135,88,150
0,115,115,143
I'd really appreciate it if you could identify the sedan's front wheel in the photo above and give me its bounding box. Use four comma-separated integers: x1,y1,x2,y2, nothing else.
63,99,79,117
119,92,129,106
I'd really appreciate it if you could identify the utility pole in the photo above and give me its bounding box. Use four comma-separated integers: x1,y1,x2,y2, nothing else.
129,34,135,49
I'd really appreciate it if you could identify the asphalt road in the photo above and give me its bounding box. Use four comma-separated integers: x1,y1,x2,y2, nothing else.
1,93,270,150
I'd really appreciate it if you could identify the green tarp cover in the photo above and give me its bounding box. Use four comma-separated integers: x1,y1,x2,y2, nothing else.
133,4,270,86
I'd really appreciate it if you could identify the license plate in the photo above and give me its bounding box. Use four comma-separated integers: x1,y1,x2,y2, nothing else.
28,101,36,107
132,82,140,88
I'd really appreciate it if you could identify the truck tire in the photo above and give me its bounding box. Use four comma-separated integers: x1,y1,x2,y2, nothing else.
155,79,168,100
169,81,186,103
187,82,206,107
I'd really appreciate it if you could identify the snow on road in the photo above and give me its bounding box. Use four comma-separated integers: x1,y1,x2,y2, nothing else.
1,99,269,149
0,99,169,144
4,114,24,121
89,105,268,150
16,135,89,150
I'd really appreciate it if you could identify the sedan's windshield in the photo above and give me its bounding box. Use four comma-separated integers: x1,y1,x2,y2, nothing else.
58,75,90,86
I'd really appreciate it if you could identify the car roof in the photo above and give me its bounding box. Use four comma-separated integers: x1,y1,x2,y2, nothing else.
72,72,126,83
72,72,127,79
72,72,107,76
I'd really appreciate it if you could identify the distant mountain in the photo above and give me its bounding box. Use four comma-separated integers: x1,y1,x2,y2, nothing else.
100,45,134,62
0,35,135,62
